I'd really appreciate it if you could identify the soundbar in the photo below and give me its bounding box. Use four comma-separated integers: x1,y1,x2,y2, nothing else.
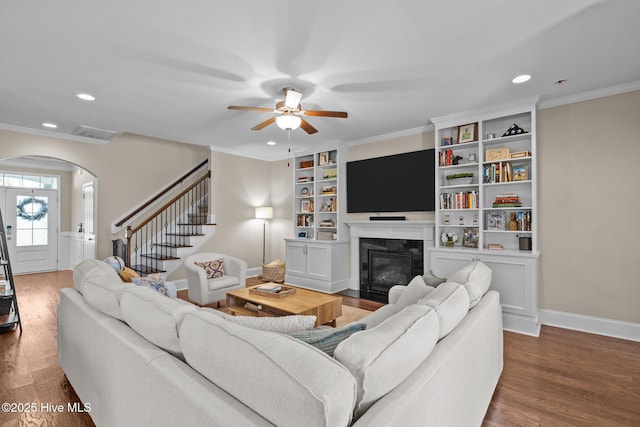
369,216,406,221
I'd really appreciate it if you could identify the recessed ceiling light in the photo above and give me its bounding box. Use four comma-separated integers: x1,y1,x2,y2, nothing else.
267,141,276,146
42,122,58,128
512,74,531,84
76,93,96,101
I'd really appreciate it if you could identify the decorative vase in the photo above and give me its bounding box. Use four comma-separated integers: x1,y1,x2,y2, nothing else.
445,241,454,247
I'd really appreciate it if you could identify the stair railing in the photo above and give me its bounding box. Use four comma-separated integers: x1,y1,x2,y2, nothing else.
113,158,209,232
123,169,211,274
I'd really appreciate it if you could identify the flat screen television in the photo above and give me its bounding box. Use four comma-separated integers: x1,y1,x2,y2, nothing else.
346,149,435,213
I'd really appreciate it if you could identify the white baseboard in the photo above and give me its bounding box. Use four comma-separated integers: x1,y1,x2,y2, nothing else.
540,309,640,342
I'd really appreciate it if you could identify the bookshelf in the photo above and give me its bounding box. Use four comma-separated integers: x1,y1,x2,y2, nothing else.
286,147,348,293
429,97,541,335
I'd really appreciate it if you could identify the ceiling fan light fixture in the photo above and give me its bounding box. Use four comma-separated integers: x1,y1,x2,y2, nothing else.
276,114,301,130
283,88,303,109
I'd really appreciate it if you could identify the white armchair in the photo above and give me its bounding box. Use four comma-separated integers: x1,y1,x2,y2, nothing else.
184,252,247,306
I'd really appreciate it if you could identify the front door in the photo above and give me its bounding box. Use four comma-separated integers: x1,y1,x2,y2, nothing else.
82,182,96,261
4,188,58,274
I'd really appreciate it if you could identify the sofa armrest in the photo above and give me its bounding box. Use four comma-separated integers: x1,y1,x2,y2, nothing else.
388,285,406,305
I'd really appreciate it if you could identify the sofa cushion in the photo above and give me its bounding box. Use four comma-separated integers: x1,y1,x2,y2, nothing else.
334,304,439,419
447,261,492,308
82,274,135,320
73,258,120,295
180,310,357,427
120,286,196,358
359,304,401,329
207,275,240,291
418,281,470,339
394,275,435,309
288,323,366,356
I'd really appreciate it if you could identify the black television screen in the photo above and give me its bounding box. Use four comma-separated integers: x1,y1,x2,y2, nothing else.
346,149,435,213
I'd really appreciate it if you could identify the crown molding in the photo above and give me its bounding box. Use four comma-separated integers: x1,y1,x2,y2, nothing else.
345,124,435,148
539,81,640,110
0,122,110,145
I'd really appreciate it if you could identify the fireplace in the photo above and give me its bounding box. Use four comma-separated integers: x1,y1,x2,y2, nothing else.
359,238,424,302
346,220,435,302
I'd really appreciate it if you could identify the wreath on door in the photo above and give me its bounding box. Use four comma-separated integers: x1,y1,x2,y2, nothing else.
17,197,48,222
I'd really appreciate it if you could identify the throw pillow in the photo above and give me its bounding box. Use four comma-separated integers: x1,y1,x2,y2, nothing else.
118,267,140,282
225,314,317,333
195,258,225,279
132,276,171,297
288,323,367,356
422,270,446,287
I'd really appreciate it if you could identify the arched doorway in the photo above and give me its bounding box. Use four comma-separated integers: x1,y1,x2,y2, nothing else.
0,155,97,273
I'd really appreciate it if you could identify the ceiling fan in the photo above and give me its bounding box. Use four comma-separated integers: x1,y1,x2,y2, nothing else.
227,87,348,134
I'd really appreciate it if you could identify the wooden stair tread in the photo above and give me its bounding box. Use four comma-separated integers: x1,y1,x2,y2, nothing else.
165,232,205,237
140,254,180,261
131,265,166,274
152,243,193,248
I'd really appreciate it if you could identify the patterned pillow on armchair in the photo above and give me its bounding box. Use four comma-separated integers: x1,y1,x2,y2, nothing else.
195,258,225,279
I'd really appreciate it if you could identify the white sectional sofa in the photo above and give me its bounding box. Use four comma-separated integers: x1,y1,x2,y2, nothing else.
58,259,503,427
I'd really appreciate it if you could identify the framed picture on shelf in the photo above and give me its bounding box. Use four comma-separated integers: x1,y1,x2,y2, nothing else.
318,152,329,166
300,200,312,213
486,211,506,231
457,122,478,144
462,228,479,248
513,165,528,181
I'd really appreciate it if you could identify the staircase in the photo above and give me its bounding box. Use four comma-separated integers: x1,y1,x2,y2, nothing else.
114,161,216,279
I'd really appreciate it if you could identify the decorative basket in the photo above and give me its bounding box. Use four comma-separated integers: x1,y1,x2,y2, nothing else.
0,298,13,315
446,177,473,186
260,258,286,283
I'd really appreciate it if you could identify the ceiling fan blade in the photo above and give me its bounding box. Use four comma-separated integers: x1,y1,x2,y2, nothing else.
302,110,348,118
284,88,303,109
228,106,275,113
251,117,276,130
300,118,318,134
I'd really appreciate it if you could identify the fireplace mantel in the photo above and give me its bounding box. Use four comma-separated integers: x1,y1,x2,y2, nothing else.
346,221,435,291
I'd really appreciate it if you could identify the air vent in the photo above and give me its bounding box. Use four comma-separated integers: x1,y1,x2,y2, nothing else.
73,125,119,141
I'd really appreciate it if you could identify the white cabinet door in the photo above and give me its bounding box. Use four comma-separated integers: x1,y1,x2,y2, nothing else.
285,241,307,276
306,243,331,281
429,248,540,335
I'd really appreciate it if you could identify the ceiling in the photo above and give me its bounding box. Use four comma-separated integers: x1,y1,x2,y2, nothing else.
1,0,639,161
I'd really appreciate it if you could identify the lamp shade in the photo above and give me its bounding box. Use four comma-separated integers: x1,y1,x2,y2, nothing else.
255,206,273,220
275,114,301,130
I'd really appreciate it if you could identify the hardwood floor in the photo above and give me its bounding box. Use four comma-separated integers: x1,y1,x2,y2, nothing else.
1,271,638,426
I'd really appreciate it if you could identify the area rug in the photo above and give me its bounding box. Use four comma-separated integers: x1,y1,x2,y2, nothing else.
335,305,371,327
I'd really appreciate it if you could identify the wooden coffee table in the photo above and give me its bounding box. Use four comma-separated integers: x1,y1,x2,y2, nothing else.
226,285,342,326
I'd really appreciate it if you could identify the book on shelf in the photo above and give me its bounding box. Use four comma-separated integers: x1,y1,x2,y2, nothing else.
440,190,478,210
492,194,521,207
487,244,504,250
244,302,262,311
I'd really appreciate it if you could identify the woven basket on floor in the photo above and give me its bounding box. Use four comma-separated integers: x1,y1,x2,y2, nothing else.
260,259,286,283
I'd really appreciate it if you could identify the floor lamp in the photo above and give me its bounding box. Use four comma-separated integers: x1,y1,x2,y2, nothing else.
255,207,273,264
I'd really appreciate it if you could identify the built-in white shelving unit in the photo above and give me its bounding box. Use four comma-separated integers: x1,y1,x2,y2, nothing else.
429,97,541,335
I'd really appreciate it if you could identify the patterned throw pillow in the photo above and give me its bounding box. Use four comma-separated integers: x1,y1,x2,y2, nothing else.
132,276,170,297
195,258,225,279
